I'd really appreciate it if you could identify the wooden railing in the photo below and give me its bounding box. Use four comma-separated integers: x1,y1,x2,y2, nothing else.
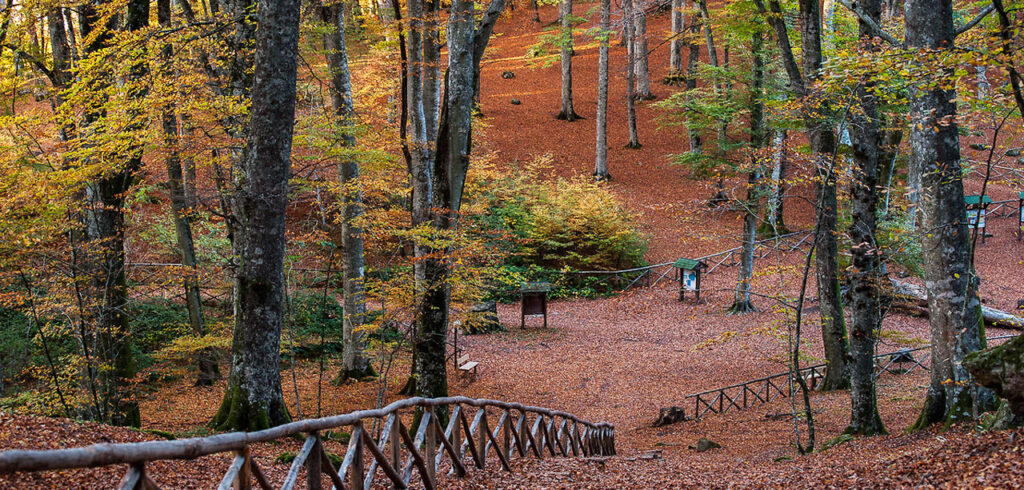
684,334,1019,420
0,396,615,489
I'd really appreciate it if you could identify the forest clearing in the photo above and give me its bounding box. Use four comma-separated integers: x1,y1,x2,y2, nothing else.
2,0,1024,487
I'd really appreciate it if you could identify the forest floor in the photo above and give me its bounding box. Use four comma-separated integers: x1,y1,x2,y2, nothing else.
4,4,1024,488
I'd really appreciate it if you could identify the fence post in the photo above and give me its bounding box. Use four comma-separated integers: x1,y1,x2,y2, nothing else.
306,432,322,490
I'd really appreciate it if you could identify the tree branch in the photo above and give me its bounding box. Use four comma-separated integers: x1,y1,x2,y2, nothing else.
837,0,903,48
954,5,995,38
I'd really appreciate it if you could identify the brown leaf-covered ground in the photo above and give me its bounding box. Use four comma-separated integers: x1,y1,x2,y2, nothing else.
4,4,1024,488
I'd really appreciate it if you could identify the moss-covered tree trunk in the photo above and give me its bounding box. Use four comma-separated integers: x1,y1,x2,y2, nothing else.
965,335,1024,425
211,0,301,432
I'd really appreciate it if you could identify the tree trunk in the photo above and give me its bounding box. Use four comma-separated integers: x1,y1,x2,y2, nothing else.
633,0,652,99
211,0,301,432
322,0,376,382
729,32,763,315
77,0,146,428
669,0,684,74
759,129,789,236
593,0,610,180
158,0,219,386
905,0,995,430
423,0,441,139
755,0,848,391
684,2,701,153
844,0,885,436
556,0,579,120
624,0,640,148
531,0,540,22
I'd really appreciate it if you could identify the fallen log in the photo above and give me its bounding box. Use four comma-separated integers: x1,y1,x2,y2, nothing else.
889,279,1024,330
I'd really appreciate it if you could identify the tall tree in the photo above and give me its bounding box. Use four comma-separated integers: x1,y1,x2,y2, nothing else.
633,0,652,99
844,0,885,437
321,0,376,381
413,0,506,400
556,0,580,120
729,32,765,315
669,0,684,75
624,0,641,148
905,0,993,429
156,0,220,387
593,0,611,180
754,0,848,391
77,0,147,427
211,0,302,431
684,0,701,153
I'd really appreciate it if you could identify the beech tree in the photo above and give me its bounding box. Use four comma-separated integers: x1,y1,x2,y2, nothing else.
633,0,652,99
904,0,995,429
593,0,611,180
844,0,884,437
556,0,580,121
157,0,220,387
754,0,849,391
211,0,302,431
321,0,376,382
413,0,507,401
624,0,641,148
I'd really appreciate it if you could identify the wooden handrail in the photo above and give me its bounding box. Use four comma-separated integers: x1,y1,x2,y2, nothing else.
0,396,614,489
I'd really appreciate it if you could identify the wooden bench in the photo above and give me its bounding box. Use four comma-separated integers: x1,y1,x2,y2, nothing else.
458,354,479,378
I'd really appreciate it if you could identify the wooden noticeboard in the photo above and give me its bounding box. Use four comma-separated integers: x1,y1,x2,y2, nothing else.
520,282,551,328
673,258,707,303
965,194,992,243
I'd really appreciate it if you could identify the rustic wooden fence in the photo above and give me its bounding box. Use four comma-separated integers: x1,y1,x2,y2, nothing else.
0,396,615,489
684,334,1019,420
562,230,814,294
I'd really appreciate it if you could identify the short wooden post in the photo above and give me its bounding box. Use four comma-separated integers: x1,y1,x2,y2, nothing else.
389,416,401,470
503,409,511,460
306,432,322,490
424,408,436,482
478,409,488,468
351,422,365,489
236,446,252,490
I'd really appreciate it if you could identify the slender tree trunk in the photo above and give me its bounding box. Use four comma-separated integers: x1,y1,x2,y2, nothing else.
845,0,885,436
669,0,683,74
211,0,301,431
905,0,995,430
730,32,764,315
755,0,848,391
759,129,789,235
684,2,701,153
556,0,580,120
531,0,540,22
624,0,641,148
157,0,219,386
322,0,376,382
593,0,610,180
78,0,146,428
633,0,652,99
423,0,441,139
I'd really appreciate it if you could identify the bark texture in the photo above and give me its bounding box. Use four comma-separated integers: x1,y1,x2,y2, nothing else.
211,0,302,431
844,0,884,436
322,0,376,381
556,0,580,121
905,0,994,429
593,0,610,180
624,0,641,148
